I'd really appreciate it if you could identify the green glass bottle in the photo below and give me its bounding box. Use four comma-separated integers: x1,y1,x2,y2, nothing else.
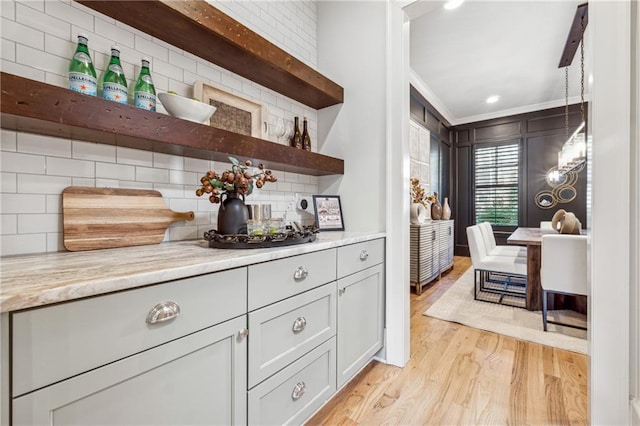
101,46,128,104
302,116,311,152
291,116,303,149
133,57,156,111
68,33,97,96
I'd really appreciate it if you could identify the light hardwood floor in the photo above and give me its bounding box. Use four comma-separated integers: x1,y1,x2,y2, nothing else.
308,256,588,425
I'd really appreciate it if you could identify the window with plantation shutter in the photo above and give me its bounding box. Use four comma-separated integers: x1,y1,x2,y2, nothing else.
474,143,519,226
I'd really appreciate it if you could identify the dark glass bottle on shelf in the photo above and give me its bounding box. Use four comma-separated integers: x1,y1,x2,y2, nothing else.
291,116,303,149
302,116,311,152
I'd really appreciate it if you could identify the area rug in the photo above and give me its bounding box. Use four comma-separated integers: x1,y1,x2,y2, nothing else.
424,267,588,354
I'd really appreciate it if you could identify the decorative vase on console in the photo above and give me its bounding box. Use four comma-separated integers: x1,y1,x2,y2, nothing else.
431,193,442,220
442,197,451,220
196,156,277,235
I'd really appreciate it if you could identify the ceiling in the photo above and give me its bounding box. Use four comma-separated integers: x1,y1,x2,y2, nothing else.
407,0,586,126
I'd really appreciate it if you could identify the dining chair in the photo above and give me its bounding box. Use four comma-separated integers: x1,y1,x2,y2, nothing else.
540,234,588,331
467,225,527,307
540,221,554,230
478,222,527,258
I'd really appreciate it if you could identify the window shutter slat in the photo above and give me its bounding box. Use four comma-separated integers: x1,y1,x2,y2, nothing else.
474,143,519,226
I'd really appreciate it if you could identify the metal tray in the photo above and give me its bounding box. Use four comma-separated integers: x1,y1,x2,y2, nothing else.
204,228,318,249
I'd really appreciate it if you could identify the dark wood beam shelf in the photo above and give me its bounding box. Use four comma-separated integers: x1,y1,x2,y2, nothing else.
77,0,343,109
0,73,344,176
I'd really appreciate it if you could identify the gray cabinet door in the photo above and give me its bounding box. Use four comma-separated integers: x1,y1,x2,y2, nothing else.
12,316,247,426
336,264,385,388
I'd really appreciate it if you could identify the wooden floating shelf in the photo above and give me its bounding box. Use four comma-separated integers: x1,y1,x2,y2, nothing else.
0,73,344,176
77,0,344,109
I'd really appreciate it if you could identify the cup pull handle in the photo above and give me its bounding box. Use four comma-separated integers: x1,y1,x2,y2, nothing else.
292,317,307,333
146,301,180,324
293,266,309,280
292,381,306,401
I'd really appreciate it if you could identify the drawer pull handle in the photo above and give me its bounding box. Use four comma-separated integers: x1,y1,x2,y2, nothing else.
238,328,249,340
146,301,180,324
292,381,306,401
292,317,307,333
293,266,309,280
360,250,369,261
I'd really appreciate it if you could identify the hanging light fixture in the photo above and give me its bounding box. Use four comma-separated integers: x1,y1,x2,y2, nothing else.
550,4,588,183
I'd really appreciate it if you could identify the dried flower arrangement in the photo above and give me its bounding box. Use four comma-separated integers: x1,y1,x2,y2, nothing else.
410,178,436,206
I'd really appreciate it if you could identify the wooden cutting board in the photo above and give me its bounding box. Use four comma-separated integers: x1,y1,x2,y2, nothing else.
63,187,195,251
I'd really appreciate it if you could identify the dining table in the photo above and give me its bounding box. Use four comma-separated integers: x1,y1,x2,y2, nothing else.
507,227,587,313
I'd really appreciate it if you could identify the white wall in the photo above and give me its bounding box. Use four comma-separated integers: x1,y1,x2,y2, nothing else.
317,1,410,367
0,0,322,256
590,1,632,424
630,1,640,423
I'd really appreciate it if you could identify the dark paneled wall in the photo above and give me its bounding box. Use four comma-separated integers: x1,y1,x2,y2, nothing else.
453,105,588,255
410,86,452,202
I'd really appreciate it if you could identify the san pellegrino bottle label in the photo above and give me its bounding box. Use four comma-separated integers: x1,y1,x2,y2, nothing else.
133,58,156,111
102,46,128,104
68,34,97,96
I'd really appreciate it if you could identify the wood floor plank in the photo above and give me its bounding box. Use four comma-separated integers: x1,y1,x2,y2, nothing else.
306,256,588,425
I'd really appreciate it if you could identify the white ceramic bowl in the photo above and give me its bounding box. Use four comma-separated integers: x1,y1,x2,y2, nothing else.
158,92,216,124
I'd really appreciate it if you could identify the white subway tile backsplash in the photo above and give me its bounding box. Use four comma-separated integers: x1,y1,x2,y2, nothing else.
46,232,65,252
169,170,198,186
153,153,183,171
1,130,17,151
47,157,94,178
1,172,17,193
117,147,153,167
135,35,168,63
183,157,210,173
71,177,94,187
1,58,45,81
136,166,169,183
153,184,184,199
168,50,196,73
1,0,16,19
95,162,135,181
18,133,71,157
1,17,44,50
46,194,61,213
1,0,320,254
72,141,116,162
45,0,93,32
0,152,46,174
16,44,68,76
18,213,61,233
1,215,17,235
1,193,46,214
0,233,47,256
94,15,134,48
17,174,71,194
16,2,69,41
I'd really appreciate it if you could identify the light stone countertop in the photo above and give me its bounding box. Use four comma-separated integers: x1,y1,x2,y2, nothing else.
0,232,385,313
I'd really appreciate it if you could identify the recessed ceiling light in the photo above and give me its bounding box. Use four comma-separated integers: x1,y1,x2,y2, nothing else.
486,95,500,104
444,0,464,10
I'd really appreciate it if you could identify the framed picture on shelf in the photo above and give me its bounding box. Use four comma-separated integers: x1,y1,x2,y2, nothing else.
313,195,345,231
193,80,266,138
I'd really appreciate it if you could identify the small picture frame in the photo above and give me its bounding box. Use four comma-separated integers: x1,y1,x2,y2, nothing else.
313,195,345,231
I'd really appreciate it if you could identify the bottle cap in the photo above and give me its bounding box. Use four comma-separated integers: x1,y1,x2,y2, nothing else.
111,45,120,52
77,32,88,39
142,56,150,63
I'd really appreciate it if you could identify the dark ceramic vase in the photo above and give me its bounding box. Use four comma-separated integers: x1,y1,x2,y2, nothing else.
217,192,249,235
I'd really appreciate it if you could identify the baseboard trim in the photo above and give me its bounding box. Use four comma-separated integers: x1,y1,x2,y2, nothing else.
632,397,640,425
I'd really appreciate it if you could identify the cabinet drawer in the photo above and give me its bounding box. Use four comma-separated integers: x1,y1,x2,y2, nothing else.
12,268,247,396
248,337,336,426
337,238,384,278
248,282,336,388
13,316,247,426
248,249,336,310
